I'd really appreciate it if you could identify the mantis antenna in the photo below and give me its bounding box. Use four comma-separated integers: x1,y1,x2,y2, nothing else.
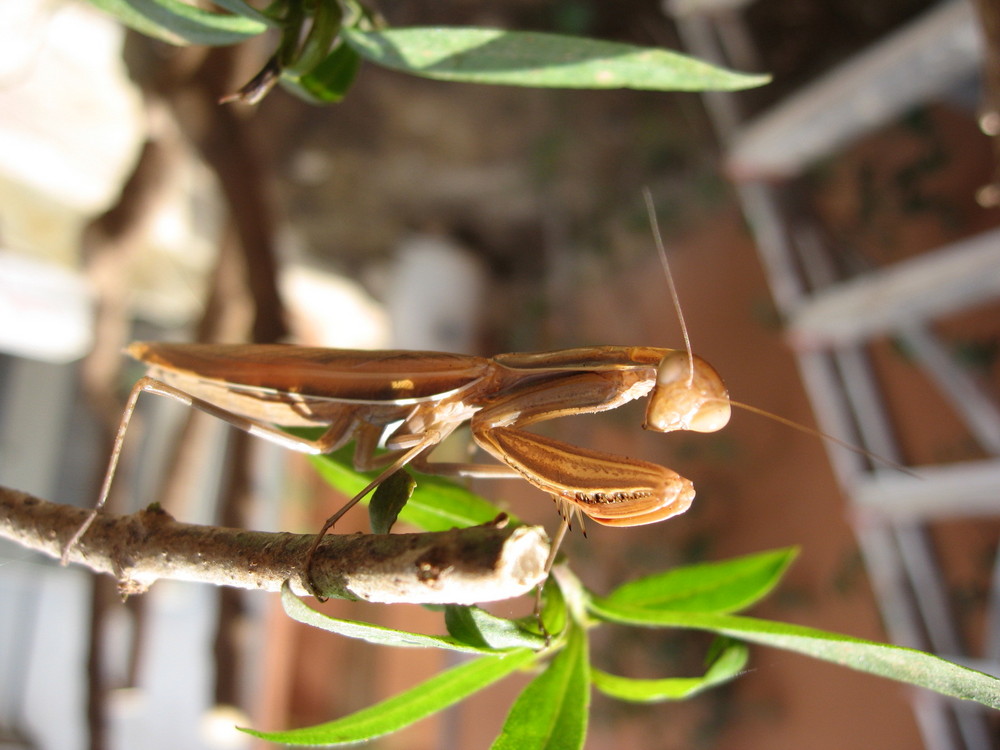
641,188,911,476
727,397,916,476
541,191,701,581
643,187,695,389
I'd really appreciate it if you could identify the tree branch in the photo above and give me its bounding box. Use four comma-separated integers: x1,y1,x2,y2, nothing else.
0,485,550,605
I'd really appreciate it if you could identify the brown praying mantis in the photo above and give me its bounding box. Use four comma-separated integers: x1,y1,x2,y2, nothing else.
65,343,731,560
64,195,745,594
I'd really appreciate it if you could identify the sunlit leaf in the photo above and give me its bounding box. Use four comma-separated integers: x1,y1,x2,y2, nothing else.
592,638,748,702
282,582,497,654
305,442,507,531
605,548,797,613
242,648,537,745
537,577,568,639
491,624,590,750
89,0,268,45
342,27,769,91
207,0,273,25
588,597,1000,710
445,605,547,650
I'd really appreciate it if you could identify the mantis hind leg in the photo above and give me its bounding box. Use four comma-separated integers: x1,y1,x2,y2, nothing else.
63,375,149,563
63,376,360,564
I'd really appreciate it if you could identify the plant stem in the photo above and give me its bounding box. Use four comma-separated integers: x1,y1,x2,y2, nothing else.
0,485,549,604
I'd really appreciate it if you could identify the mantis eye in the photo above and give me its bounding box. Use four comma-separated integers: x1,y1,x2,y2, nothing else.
644,351,731,434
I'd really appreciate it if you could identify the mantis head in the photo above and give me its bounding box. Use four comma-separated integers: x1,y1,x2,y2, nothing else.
644,351,731,434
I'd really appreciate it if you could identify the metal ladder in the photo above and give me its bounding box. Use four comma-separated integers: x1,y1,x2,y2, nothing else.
665,1,1000,747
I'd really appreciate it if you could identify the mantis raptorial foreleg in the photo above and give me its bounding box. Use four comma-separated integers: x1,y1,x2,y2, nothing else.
470,369,698,526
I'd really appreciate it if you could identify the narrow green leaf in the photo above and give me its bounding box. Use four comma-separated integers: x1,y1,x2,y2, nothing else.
491,624,590,750
89,0,268,46
537,576,568,639
207,0,274,25
282,43,362,104
445,605,547,650
283,0,342,75
592,638,748,703
445,605,493,648
605,548,797,613
342,27,769,91
307,444,508,531
588,598,1000,710
369,470,415,534
280,582,498,654
242,648,537,745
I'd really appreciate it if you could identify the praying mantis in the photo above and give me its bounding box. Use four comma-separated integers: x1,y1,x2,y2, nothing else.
66,343,731,555
65,196,738,593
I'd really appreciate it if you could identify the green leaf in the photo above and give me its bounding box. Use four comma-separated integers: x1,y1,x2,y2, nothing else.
207,0,273,25
88,0,269,46
491,623,590,750
592,638,748,702
283,0,343,75
342,27,769,91
537,576,568,639
307,444,508,532
281,582,497,654
445,605,547,650
588,598,1000,710
605,548,797,613
282,43,362,104
369,470,415,533
242,648,537,745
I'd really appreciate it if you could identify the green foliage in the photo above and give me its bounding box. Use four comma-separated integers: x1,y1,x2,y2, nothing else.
236,452,1000,747
590,638,749,702
243,646,538,745
86,0,768,104
490,622,590,750
307,443,506,530
280,582,499,654
367,469,415,534
340,27,767,91
603,547,796,613
444,604,548,651
588,598,1000,709
88,0,270,45
282,42,361,103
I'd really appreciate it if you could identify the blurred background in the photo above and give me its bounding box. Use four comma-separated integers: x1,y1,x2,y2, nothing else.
1,0,999,748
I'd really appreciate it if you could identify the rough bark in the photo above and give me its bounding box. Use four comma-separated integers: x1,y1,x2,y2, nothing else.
0,486,549,605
